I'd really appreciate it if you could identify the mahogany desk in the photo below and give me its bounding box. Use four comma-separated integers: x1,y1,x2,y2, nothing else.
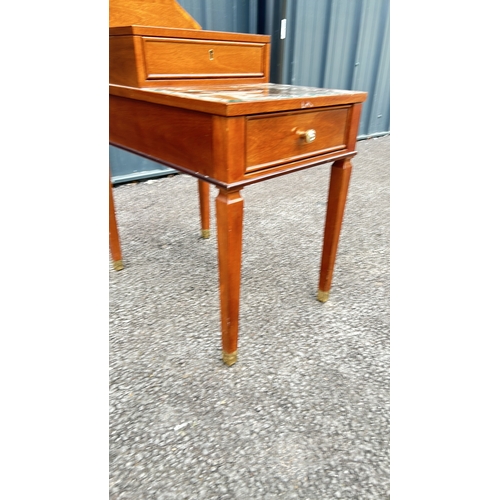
109,83,367,365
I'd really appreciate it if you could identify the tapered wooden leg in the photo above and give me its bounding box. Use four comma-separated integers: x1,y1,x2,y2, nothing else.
317,159,353,302
109,178,124,271
216,188,244,366
198,179,210,238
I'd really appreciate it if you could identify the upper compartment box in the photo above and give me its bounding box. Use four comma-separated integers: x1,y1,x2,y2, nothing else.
109,26,271,88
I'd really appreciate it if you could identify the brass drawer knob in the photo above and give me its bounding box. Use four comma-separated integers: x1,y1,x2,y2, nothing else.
295,128,316,143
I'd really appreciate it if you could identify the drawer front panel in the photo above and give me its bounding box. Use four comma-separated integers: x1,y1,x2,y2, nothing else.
245,107,349,172
143,38,266,79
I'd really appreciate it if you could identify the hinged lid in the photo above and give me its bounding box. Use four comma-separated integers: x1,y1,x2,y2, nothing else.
109,25,270,44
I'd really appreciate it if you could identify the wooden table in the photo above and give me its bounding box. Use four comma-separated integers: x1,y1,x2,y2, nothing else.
109,82,367,365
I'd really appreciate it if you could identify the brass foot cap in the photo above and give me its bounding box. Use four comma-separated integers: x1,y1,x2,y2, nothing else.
222,350,238,366
201,229,210,239
113,260,124,271
317,290,329,303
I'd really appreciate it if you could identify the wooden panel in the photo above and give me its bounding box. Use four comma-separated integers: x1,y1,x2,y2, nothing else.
109,0,201,29
212,116,246,184
109,95,214,176
346,103,363,150
109,36,143,87
143,37,266,79
245,107,349,172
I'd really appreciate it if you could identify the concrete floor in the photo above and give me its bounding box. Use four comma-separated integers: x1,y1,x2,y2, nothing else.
109,135,390,499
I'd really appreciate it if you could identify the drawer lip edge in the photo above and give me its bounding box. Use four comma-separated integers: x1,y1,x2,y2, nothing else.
143,36,267,47
245,145,348,174
246,105,351,120
146,73,265,80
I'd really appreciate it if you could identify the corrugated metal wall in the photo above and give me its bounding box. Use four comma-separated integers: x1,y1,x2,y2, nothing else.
267,0,389,137
177,0,259,33
110,0,389,183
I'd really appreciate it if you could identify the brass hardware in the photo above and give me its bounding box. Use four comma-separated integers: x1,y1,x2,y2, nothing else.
201,229,210,239
222,350,238,366
295,128,316,143
113,260,124,271
208,49,214,60
317,290,329,302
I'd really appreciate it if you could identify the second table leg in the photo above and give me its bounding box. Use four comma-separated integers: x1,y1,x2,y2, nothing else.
216,188,244,366
198,179,211,239
317,158,353,302
109,177,124,271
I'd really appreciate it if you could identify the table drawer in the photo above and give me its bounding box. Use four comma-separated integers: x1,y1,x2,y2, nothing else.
143,37,266,79
245,107,349,172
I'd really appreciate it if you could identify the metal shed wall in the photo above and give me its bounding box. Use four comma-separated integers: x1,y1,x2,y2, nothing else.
110,0,390,183
270,0,390,138
177,0,259,33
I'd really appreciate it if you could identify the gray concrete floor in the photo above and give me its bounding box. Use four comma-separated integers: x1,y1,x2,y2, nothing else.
109,135,390,499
